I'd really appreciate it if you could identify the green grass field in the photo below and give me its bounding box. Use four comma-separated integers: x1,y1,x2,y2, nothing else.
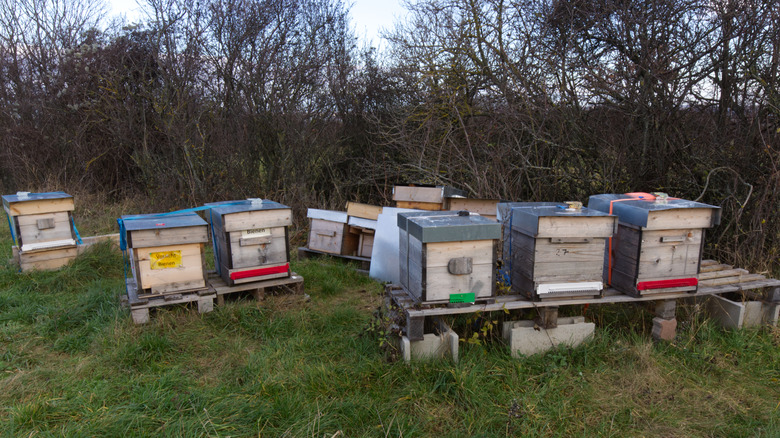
0,217,778,437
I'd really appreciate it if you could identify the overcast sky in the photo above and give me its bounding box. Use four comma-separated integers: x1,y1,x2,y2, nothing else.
108,0,408,48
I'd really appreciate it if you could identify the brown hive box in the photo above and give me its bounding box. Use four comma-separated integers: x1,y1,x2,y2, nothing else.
588,193,721,297
208,199,292,286
507,202,617,300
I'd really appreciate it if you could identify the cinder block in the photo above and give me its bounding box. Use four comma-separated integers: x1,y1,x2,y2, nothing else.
707,295,780,329
651,317,677,341
502,316,594,357
400,331,459,363
653,299,677,319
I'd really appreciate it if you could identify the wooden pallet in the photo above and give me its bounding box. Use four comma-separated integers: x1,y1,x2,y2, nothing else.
297,246,371,272
123,278,215,324
207,271,304,305
388,260,780,340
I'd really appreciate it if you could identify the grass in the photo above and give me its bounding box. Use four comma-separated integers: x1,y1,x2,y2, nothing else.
1,210,779,436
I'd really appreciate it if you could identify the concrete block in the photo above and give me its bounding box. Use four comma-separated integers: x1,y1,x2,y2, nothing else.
400,331,459,363
707,295,780,329
651,317,677,341
503,316,594,357
653,299,677,319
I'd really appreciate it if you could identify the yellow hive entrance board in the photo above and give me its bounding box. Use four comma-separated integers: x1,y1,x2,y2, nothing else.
150,250,182,270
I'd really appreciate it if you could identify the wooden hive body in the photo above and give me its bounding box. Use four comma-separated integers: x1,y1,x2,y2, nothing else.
122,212,209,297
447,198,500,221
398,211,500,304
307,209,359,255
209,200,292,286
347,216,377,258
2,192,78,271
508,204,616,300
393,185,467,211
588,194,721,297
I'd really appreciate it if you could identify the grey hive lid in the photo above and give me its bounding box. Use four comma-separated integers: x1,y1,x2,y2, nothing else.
497,202,561,222
398,210,500,243
509,205,615,236
208,199,290,215
588,194,721,227
2,191,72,204
121,211,207,232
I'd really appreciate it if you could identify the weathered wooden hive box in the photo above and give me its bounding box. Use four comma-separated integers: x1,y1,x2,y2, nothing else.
588,193,721,297
447,198,500,221
2,191,78,271
507,203,617,300
209,199,292,286
307,209,359,255
393,185,467,211
496,202,559,284
345,202,383,259
398,211,500,304
121,212,209,297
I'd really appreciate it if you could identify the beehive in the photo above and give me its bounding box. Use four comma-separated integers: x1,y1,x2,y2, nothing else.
209,199,292,286
307,209,359,255
393,185,467,211
120,212,208,297
398,211,500,303
507,203,617,300
347,216,376,258
496,202,559,284
588,193,721,297
2,191,78,271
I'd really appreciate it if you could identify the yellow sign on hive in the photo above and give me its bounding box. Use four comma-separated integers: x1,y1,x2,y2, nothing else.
150,250,182,270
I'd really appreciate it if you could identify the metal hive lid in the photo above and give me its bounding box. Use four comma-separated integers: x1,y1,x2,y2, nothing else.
588,194,721,227
207,199,290,215
497,202,561,223
2,191,72,204
509,205,614,236
398,210,500,243
120,211,207,231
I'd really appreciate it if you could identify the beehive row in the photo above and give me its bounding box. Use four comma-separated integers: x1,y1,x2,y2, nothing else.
397,193,720,304
120,199,293,298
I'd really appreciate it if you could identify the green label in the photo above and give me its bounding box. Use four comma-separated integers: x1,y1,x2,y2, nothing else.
449,293,475,303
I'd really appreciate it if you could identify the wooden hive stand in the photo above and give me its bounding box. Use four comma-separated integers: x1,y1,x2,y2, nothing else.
123,278,216,324
207,271,305,305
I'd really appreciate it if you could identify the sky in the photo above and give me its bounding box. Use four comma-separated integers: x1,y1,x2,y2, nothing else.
107,0,408,48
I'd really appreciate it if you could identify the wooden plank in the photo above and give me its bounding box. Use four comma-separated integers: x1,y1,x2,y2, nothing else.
134,243,206,292
636,245,700,278
699,274,766,287
531,239,608,264
6,197,74,216
395,200,443,211
129,226,208,248
346,202,383,220
700,263,733,273
536,216,616,238
644,208,716,230
698,268,750,280
223,208,292,232
358,232,374,258
393,186,444,203
700,259,718,266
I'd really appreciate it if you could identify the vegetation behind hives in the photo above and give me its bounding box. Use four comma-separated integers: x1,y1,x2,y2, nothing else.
1,0,778,274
